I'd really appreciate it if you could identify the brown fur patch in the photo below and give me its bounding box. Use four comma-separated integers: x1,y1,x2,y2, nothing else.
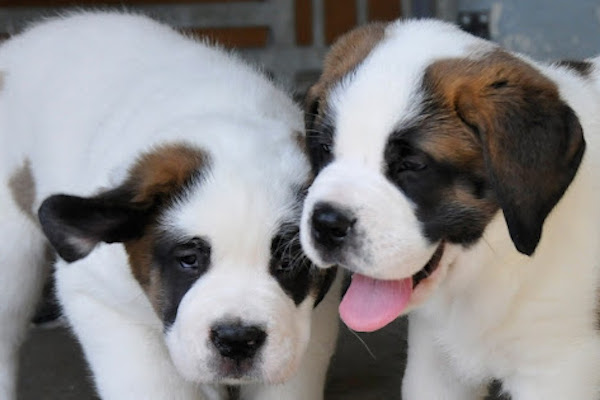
126,235,163,312
292,130,308,158
424,50,562,138
420,50,585,254
8,159,36,222
306,22,386,114
125,234,154,288
424,50,582,189
418,124,483,170
126,144,207,204
123,144,208,310
450,184,497,217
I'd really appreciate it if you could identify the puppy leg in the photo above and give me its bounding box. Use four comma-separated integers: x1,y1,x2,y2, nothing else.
402,315,486,400
504,337,600,400
0,197,48,400
243,274,342,400
55,246,202,400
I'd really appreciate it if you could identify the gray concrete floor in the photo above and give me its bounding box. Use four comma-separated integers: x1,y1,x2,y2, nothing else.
18,318,505,399
18,323,98,400
17,318,408,400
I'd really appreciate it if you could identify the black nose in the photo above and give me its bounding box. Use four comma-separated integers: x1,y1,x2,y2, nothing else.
210,323,267,361
311,202,355,247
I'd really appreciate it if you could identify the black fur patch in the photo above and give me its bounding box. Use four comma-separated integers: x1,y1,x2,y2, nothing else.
384,129,497,245
152,234,211,327
270,225,312,305
556,59,593,77
269,224,336,306
305,103,335,174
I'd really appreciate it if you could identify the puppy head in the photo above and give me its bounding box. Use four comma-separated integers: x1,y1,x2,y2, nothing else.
39,124,336,385
301,20,585,331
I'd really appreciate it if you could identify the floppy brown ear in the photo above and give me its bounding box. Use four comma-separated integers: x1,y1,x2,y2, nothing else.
38,144,208,262
446,53,586,255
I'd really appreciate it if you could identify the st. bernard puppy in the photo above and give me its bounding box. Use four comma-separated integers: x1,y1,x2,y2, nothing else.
300,19,600,399
0,12,340,400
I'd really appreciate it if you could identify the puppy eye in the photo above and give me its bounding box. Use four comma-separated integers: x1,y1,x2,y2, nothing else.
178,254,198,269
396,143,428,173
401,158,427,171
321,143,332,153
173,237,211,272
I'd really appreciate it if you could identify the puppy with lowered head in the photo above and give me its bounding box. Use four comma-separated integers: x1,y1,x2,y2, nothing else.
0,12,340,400
301,19,600,399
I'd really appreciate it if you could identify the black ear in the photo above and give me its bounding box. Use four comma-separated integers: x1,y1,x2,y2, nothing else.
489,104,584,256
456,60,586,255
38,189,153,262
38,143,208,263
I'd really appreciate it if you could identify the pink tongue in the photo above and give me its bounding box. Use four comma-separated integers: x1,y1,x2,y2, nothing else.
339,273,413,332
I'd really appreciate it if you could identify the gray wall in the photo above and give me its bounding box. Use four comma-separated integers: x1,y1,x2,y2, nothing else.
459,0,600,60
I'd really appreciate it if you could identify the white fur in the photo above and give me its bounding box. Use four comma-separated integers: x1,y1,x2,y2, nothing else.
302,19,600,399
0,12,340,400
0,194,48,400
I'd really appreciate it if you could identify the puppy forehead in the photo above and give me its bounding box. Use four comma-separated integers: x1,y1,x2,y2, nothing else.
329,20,492,167
163,159,302,261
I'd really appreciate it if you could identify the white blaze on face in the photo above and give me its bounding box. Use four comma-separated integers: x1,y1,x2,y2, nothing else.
159,124,316,384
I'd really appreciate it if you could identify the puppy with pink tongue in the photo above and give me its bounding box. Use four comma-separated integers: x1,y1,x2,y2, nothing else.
339,274,412,332
299,18,600,400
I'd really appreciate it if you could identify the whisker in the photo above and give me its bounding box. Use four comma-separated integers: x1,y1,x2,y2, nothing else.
348,330,377,360
290,250,306,269
481,235,496,255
